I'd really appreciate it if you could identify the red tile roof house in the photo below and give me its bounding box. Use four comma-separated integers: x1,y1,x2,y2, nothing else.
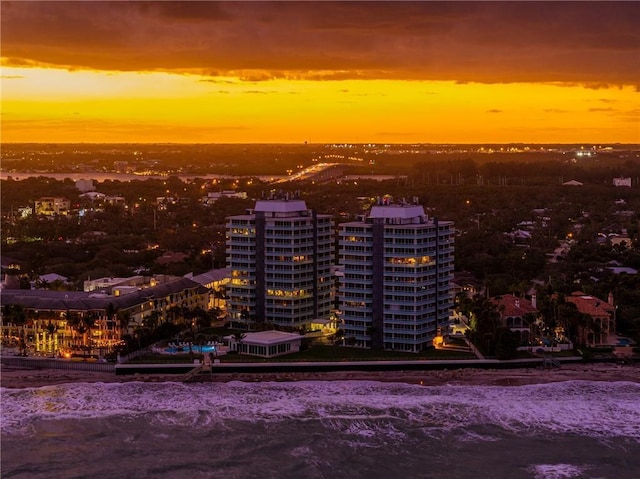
565,292,616,347
490,294,539,345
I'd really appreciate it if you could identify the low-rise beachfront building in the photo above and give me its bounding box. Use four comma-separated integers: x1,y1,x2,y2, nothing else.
225,330,303,358
338,196,455,352
0,278,209,357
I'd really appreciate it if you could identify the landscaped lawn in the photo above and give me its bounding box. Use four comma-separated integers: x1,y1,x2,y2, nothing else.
128,344,476,364
218,344,476,363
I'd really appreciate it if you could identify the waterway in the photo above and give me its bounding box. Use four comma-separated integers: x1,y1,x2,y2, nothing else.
0,171,287,183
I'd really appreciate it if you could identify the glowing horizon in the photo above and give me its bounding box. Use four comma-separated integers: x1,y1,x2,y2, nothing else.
1,1,638,144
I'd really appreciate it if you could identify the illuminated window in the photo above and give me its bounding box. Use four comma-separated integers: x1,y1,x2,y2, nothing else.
387,256,432,266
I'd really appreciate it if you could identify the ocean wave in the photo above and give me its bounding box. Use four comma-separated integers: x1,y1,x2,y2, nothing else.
2,380,639,441
529,463,588,479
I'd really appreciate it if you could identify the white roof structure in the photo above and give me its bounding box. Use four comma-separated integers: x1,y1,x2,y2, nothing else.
189,268,231,285
254,199,307,214
241,331,303,345
369,204,426,220
80,191,106,200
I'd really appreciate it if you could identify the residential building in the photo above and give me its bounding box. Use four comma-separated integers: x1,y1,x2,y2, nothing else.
452,271,482,299
188,268,231,311
35,197,70,216
17,206,32,218
79,191,106,202
84,275,152,293
565,291,616,346
0,277,209,356
609,234,633,249
75,179,95,193
202,190,248,206
338,196,454,352
105,196,126,206
226,196,333,329
490,294,538,344
613,177,632,187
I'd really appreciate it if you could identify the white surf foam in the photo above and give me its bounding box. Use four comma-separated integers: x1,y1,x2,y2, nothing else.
529,463,587,479
2,380,639,442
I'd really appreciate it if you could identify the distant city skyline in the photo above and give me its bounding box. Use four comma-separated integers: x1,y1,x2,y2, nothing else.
1,1,638,144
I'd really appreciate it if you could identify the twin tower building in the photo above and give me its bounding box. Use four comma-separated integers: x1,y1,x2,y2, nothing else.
226,195,454,352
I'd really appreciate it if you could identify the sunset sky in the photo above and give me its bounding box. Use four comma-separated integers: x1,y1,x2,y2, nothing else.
1,1,639,144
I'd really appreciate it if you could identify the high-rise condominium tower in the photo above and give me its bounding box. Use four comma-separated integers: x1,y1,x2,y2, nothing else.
338,197,454,352
226,196,333,329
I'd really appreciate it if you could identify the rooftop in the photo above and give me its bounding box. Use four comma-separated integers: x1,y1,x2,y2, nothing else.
254,199,307,213
238,330,303,345
566,292,615,317
369,204,426,220
491,294,537,317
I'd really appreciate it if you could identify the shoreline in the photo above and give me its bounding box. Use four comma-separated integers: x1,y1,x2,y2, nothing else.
2,362,639,389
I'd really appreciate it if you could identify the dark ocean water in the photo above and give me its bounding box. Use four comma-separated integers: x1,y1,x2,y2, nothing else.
2,380,639,479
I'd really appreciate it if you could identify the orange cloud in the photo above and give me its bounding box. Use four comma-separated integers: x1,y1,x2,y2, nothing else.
1,2,638,144
1,1,638,86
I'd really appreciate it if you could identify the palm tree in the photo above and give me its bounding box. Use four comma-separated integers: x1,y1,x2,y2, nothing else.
522,312,537,347
64,310,96,355
455,291,475,319
45,321,58,354
183,307,196,329
143,311,159,331
195,333,208,358
83,312,98,357
65,310,85,351
167,305,182,325
213,286,226,308
239,309,250,326
210,306,224,322
181,327,195,359
470,296,502,356
105,301,118,330
192,306,210,330
117,309,132,339
3,304,27,355
231,331,246,352
557,302,584,346
332,328,345,347
133,324,150,350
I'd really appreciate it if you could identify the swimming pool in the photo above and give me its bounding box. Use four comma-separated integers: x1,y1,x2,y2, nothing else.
163,345,217,354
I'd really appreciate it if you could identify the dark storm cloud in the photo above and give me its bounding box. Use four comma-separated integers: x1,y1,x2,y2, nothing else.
149,2,233,22
1,1,638,85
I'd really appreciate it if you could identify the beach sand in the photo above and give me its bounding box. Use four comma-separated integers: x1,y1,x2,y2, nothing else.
1,362,639,389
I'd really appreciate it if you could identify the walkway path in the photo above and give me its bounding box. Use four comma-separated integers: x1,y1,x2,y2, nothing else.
464,337,485,359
